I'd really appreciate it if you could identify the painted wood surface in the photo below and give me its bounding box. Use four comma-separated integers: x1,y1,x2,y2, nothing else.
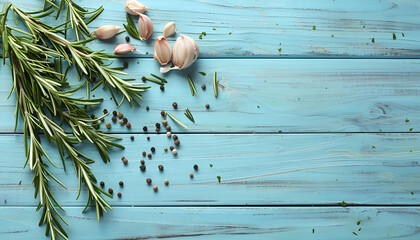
1,133,419,206
1,59,419,133
11,0,420,57
1,207,419,240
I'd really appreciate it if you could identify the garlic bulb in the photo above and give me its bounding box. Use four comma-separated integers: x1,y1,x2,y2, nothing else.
161,35,198,73
153,37,172,65
163,22,176,38
91,25,121,39
125,0,148,15
138,14,153,40
113,43,137,54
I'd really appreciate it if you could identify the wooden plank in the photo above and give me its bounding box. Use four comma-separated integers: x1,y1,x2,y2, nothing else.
0,59,419,133
12,0,420,57
0,206,419,239
1,133,419,206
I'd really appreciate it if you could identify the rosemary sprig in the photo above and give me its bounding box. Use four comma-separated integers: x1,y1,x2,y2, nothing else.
184,108,195,123
151,73,168,83
187,74,198,96
166,112,189,130
142,76,164,85
123,13,141,40
213,71,218,98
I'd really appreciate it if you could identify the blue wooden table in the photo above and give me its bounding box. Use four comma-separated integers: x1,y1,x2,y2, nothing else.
1,0,420,239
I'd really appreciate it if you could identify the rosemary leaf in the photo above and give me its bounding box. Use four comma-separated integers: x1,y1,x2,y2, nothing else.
142,76,164,85
151,73,168,83
213,71,218,98
184,108,195,123
124,13,141,40
187,74,198,96
166,112,188,130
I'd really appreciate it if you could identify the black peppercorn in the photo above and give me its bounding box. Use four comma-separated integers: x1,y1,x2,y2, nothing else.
130,136,134,140
100,181,105,187
142,151,146,156
123,158,128,165
147,153,152,158
119,181,124,187
151,147,155,152
156,123,161,128
205,104,210,109
189,173,194,178
125,36,130,42
160,85,164,91
103,109,108,114
126,123,131,128
166,125,171,130
143,126,148,131
112,116,117,122
174,140,180,145
90,114,95,119
194,164,198,170
201,84,206,90
121,156,126,161
161,111,165,116
162,120,168,125
147,136,150,140
146,178,152,184
123,118,128,123
108,188,113,194
153,185,158,191
172,102,178,109
158,165,164,171
113,110,117,116
141,76,146,82
155,128,160,133
140,159,145,165
169,146,174,151
123,62,128,69
146,106,150,111
117,192,122,198
140,165,146,171
173,135,178,140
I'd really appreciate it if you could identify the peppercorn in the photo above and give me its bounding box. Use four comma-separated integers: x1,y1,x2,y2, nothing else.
117,112,123,118
106,122,111,128
126,123,131,128
117,192,122,198
103,109,108,114
130,136,134,141
147,153,152,158
169,146,174,151
155,123,161,128
158,165,164,171
194,164,198,170
162,120,168,125
160,85,165,91
125,36,130,42
172,149,178,155
161,111,165,116
108,188,113,194
141,76,146,82
166,125,171,130
172,102,178,109
166,132,171,137
140,159,145,165
119,119,124,125
173,135,178,140
100,181,105,187
113,110,117,116
119,181,124,187
121,156,126,161
205,104,210,109
142,151,146,156
164,147,168,151
174,140,180,145
155,128,160,133
146,106,150,111
147,136,150,140
90,114,95,119
146,178,152,184
189,173,194,178
151,147,155,152
123,62,128,69
201,84,206,90
112,116,117,122
164,179,169,185
123,118,128,123
143,126,148,131
153,185,158,191
140,165,146,171
123,158,128,165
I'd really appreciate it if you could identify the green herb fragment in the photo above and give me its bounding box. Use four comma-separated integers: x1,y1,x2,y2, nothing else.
363,26,365,28
142,76,164,85
313,25,316,30
184,108,195,123
279,130,282,133
371,38,375,43
217,176,221,183
124,13,141,40
212,28,216,30
228,32,232,35
209,164,213,168
18,180,22,185
151,74,168,83
278,48,282,53
406,118,410,122
409,128,413,131
353,232,358,236
199,31,207,39
199,72,207,76
341,201,347,207
257,106,260,108
372,145,376,149
331,34,334,37
312,229,315,234
146,52,149,55
213,71,219,98
393,33,397,40
358,228,361,231
187,74,198,96
411,192,414,195
402,32,405,37
166,112,188,130
410,150,413,152
357,220,361,225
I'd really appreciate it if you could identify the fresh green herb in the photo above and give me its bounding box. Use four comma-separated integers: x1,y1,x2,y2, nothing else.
123,13,141,40
410,150,413,153
142,76,164,85
402,32,405,37
353,232,358,236
357,220,361,225
199,72,207,76
217,176,221,183
146,52,149,55
228,32,232,35
257,106,260,108
278,48,282,53
363,26,365,28
184,108,195,123
313,25,316,30
166,112,188,130
151,74,168,83
341,201,347,207
406,118,410,122
279,130,282,133
331,34,334,37
411,192,414,195
312,229,315,234
393,33,397,40
409,128,413,131
212,28,216,30
213,71,219,98
18,180,22,185
209,164,213,168
372,145,376,149
358,228,361,231
187,74,198,96
199,31,207,39
371,38,375,43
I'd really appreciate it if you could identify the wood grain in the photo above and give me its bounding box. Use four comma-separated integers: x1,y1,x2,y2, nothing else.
12,0,420,57
1,133,419,206
0,59,419,133
0,207,419,239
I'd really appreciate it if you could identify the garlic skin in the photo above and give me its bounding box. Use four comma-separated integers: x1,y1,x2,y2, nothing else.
91,25,122,39
114,43,137,54
125,0,148,15
154,37,172,65
138,14,153,40
172,35,199,70
163,22,176,38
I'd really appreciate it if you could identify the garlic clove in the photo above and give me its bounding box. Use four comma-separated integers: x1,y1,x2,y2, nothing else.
91,25,122,39
172,35,199,70
163,22,176,38
138,14,153,40
125,0,148,15
114,43,137,54
154,37,172,65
